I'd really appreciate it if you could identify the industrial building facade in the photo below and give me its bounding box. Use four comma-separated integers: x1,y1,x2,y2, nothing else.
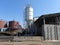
0,20,23,36
34,13,60,40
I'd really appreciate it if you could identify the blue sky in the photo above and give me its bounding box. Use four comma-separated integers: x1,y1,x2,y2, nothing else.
0,0,60,27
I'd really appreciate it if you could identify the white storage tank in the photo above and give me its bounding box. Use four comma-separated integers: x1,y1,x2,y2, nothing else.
24,5,33,28
25,5,33,21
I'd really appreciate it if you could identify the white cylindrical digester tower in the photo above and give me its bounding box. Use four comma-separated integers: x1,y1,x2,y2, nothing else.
24,5,33,29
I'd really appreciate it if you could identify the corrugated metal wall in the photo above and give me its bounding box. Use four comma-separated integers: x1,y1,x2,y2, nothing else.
43,25,60,40
57,25,60,40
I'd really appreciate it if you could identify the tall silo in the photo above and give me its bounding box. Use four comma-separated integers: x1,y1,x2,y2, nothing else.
24,5,33,29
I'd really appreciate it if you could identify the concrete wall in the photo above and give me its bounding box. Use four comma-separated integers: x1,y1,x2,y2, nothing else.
0,36,60,45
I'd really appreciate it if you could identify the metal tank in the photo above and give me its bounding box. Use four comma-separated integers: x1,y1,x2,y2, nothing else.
24,5,33,29
25,5,33,20
0,20,6,28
